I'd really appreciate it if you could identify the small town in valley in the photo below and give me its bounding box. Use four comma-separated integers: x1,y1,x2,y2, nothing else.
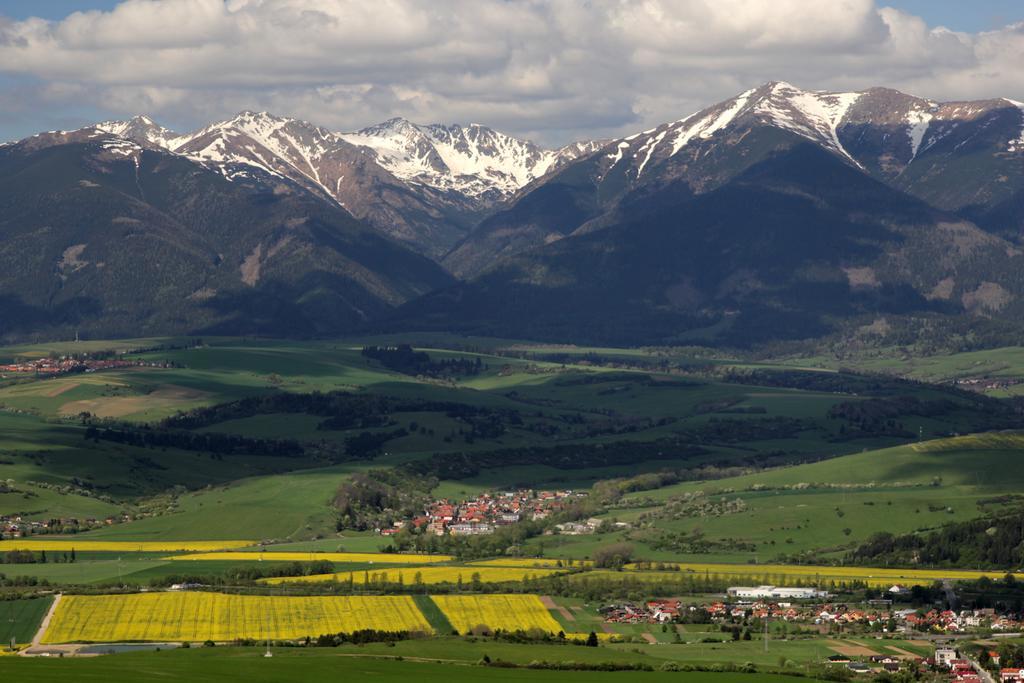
380,489,592,537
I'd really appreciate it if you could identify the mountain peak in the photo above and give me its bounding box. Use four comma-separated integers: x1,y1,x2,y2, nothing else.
92,114,178,149
340,117,590,199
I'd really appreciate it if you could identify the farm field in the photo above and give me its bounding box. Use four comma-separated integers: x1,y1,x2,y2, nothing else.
537,435,1024,563
431,594,565,635
470,558,593,568
788,345,1024,394
615,563,1024,588
0,540,255,552
0,596,53,645
166,551,452,563
3,335,1017,548
0,647,809,683
261,565,566,586
74,461,404,541
41,593,432,643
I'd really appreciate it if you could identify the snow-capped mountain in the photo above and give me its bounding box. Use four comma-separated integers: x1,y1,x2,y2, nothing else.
445,81,1024,277
340,118,602,201
590,81,1024,196
58,81,1024,266
81,111,598,256
94,114,183,150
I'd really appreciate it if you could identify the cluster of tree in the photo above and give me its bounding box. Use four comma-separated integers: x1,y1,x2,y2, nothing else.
720,624,753,640
634,528,757,555
162,391,398,430
362,345,484,379
312,629,414,646
848,513,1024,569
160,390,529,443
1,548,76,564
828,395,955,422
386,518,554,560
342,428,408,459
149,560,335,587
333,469,436,531
403,439,709,481
483,655,649,671
0,573,52,587
596,465,756,506
551,372,695,389
590,543,635,569
84,425,304,458
718,368,919,396
1,549,43,564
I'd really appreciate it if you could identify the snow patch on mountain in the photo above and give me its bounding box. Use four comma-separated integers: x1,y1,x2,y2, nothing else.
670,88,756,156
1007,99,1024,152
753,82,862,166
94,115,181,149
341,119,595,199
905,107,935,159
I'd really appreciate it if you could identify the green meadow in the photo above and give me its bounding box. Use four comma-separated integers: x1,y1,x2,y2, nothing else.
0,647,813,683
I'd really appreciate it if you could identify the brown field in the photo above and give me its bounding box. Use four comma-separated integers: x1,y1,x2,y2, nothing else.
828,640,878,656
44,381,81,398
60,384,210,417
540,595,574,622
886,646,922,659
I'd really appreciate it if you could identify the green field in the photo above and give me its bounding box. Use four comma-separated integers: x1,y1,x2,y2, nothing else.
0,647,813,682
6,336,1024,679
0,337,906,535
536,436,1024,563
0,596,52,645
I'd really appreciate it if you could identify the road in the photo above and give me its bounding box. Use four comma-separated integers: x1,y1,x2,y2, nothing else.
22,593,61,656
966,654,996,683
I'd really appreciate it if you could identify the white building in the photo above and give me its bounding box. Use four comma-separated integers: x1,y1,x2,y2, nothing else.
934,647,957,669
727,585,828,600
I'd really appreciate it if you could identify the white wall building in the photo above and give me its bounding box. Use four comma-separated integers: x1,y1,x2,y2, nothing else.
727,585,828,600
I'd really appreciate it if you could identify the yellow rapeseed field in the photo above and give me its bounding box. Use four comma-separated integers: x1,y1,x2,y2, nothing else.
0,540,255,552
616,562,1024,588
165,551,453,563
432,594,564,635
261,565,564,585
42,593,431,643
470,558,592,569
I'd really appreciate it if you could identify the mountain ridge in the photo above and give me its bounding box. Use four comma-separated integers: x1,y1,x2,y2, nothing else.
444,81,1024,277
5,81,1024,347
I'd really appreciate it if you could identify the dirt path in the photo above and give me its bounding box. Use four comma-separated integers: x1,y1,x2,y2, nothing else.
827,639,877,656
641,633,658,644
44,381,80,398
28,593,61,650
540,596,575,622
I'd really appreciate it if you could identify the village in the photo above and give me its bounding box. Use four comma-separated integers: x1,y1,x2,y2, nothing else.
0,356,171,377
602,595,1024,679
1,512,132,539
380,488,593,536
602,594,1024,633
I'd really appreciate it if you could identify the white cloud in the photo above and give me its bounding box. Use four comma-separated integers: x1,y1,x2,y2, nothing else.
0,0,1021,145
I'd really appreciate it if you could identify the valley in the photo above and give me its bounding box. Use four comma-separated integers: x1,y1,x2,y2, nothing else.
3,25,1024,677
3,336,1024,680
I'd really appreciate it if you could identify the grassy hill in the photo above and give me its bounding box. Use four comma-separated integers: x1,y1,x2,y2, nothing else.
2,336,1023,556
537,435,1024,564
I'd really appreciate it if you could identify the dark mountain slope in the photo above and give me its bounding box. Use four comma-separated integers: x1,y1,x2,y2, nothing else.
446,83,1024,279
391,139,1023,346
0,133,453,341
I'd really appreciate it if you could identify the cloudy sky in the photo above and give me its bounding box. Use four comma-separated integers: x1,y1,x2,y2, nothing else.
0,0,1022,146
